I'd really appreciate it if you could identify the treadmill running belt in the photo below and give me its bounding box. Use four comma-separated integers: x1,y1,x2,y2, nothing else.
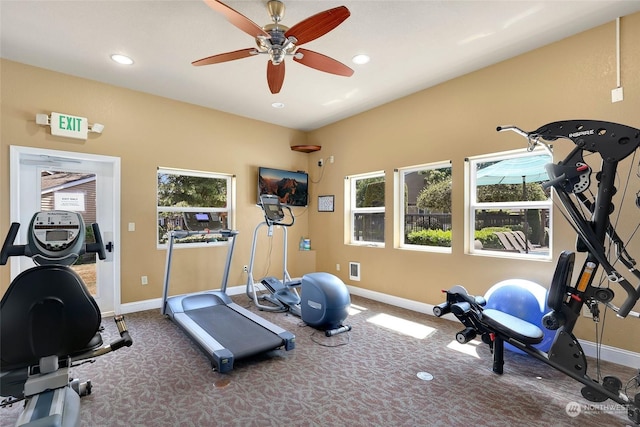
186,305,284,359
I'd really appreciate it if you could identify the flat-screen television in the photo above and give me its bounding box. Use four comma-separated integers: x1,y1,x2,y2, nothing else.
258,166,309,207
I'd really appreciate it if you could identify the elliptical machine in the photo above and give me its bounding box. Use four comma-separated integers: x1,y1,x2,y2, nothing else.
0,211,133,427
246,194,303,316
246,194,351,336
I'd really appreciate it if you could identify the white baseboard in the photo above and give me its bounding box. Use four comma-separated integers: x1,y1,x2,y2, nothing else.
347,285,640,369
580,341,640,369
120,297,163,314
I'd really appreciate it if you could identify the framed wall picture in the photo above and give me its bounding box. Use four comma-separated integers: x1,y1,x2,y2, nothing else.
318,195,334,212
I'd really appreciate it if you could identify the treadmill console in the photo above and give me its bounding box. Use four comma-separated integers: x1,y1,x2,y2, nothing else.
27,211,86,266
182,212,223,232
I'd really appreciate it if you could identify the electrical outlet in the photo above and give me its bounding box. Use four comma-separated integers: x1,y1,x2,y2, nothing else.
243,265,248,272
318,159,324,167
582,306,592,318
141,276,148,285
336,263,340,271
329,156,334,164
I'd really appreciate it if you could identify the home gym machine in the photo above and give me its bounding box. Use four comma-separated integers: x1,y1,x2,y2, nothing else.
247,194,351,336
162,212,295,373
434,120,640,425
1,211,133,427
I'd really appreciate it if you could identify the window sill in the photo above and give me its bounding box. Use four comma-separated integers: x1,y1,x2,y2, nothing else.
348,242,385,248
397,245,452,254
468,249,552,261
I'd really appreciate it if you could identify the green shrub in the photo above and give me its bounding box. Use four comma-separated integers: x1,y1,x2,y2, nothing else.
407,229,451,247
406,226,513,249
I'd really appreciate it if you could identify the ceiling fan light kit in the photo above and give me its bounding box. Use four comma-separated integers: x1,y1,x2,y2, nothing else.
193,0,354,94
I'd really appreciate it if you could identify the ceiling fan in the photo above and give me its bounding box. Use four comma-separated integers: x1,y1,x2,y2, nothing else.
192,0,354,94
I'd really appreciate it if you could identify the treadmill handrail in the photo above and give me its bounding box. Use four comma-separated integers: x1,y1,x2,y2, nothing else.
161,229,239,315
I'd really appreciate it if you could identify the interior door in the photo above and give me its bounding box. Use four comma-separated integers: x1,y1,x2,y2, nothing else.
10,146,121,315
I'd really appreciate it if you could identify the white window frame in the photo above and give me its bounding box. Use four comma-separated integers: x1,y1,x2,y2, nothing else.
157,167,235,249
466,148,552,259
395,161,452,252
345,170,385,247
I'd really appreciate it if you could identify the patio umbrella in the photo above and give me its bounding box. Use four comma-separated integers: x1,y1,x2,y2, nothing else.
476,154,551,252
476,154,550,186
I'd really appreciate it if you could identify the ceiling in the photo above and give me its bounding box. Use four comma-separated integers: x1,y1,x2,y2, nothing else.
2,1,639,131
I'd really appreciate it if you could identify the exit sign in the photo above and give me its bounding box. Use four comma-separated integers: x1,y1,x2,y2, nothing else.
50,112,88,140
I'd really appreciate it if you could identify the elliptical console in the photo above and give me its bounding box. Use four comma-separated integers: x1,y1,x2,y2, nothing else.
27,211,86,265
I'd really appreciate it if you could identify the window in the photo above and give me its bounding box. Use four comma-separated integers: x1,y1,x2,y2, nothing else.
397,162,452,251
157,167,234,247
346,171,385,245
467,149,552,258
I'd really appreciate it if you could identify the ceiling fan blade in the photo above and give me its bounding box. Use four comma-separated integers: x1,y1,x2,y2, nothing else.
285,6,350,46
192,48,257,66
293,48,354,77
267,61,285,94
203,0,269,38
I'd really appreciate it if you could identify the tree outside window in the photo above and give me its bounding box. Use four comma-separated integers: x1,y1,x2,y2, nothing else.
157,168,233,247
399,162,452,250
347,171,385,245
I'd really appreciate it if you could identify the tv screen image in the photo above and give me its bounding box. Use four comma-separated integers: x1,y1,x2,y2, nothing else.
258,167,309,207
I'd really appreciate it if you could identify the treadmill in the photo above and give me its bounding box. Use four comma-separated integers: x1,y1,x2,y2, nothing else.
161,212,295,373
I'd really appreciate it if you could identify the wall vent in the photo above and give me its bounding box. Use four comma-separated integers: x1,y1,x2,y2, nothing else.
349,262,361,281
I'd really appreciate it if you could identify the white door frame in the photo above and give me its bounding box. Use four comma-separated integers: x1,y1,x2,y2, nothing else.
9,145,121,315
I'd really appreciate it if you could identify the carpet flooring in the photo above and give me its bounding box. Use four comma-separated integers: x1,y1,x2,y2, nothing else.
1,294,638,426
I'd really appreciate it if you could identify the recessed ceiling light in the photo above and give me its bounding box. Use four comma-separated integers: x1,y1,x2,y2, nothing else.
352,54,370,65
271,102,285,109
110,54,134,65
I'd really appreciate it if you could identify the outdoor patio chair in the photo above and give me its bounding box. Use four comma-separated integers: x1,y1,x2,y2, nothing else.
493,231,523,252
504,231,528,253
513,230,536,252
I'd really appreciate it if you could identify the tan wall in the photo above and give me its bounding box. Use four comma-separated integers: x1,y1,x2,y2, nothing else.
1,13,639,353
305,13,640,353
0,59,312,304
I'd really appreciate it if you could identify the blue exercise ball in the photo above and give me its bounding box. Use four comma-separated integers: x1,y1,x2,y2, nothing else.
484,279,554,354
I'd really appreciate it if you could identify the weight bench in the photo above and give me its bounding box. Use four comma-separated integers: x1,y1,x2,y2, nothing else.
434,251,575,374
